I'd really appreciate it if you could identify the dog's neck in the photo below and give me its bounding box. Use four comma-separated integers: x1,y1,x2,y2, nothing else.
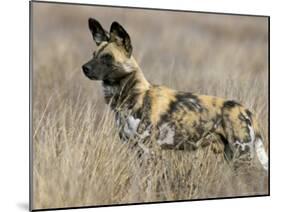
102,62,150,111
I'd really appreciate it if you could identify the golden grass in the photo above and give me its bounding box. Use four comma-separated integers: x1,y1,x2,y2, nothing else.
31,3,268,210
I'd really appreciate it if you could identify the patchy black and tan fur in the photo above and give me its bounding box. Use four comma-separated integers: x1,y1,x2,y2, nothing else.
82,18,268,171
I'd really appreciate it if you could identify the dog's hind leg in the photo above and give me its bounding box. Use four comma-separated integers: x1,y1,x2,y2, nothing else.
221,105,256,169
221,103,268,171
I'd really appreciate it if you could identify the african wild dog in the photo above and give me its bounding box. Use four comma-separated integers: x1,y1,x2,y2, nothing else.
82,18,268,171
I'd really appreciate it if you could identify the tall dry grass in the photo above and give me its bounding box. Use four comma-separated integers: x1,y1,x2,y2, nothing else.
31,2,268,210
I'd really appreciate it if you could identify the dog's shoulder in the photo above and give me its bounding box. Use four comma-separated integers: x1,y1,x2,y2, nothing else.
145,85,177,125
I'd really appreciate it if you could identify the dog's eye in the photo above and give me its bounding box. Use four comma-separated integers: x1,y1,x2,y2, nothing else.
100,54,113,62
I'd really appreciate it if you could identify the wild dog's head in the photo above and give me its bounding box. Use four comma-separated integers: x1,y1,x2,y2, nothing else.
82,19,136,83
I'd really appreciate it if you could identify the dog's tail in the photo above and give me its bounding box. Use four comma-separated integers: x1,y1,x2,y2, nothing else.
255,135,268,171
252,118,268,171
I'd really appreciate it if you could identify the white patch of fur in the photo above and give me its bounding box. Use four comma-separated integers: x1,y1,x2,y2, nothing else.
157,123,175,146
123,116,141,137
234,140,250,152
121,116,152,156
117,114,151,140
255,138,268,171
248,125,255,142
103,84,119,97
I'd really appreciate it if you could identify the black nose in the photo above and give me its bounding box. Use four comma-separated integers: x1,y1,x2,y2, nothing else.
82,65,91,75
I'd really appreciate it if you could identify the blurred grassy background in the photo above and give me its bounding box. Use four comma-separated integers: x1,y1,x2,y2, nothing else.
32,2,268,210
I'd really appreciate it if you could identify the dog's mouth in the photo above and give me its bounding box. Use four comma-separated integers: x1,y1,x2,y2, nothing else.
83,72,98,80
85,74,99,80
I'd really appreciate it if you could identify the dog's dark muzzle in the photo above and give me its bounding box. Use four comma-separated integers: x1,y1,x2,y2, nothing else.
82,64,91,76
82,61,99,80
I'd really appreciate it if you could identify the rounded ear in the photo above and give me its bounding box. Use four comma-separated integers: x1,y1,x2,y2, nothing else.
110,22,132,57
88,18,109,45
